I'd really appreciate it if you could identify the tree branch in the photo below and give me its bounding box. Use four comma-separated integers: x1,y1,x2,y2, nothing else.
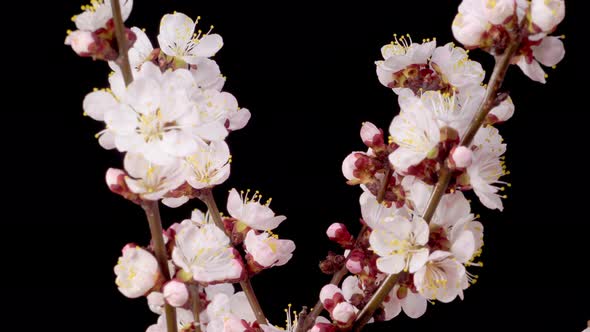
351,39,522,331
110,0,133,86
296,168,393,332
142,201,178,332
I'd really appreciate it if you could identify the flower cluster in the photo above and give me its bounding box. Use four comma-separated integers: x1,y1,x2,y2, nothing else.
114,195,294,331
73,8,252,206
66,0,569,331
452,0,565,83
314,0,566,329
67,3,296,331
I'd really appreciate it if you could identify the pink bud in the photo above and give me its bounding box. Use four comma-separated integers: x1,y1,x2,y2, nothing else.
311,323,337,332
106,168,126,191
163,280,189,307
320,284,342,305
360,122,384,148
345,249,364,274
122,243,137,254
450,146,473,169
332,302,357,325
66,30,96,56
326,223,353,247
345,259,362,274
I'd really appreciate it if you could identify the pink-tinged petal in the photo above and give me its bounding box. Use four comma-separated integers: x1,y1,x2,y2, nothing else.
227,189,243,219
516,57,546,83
401,291,427,319
98,131,116,149
228,108,251,131
383,286,402,321
341,276,363,301
533,36,565,67
408,248,429,273
376,254,405,274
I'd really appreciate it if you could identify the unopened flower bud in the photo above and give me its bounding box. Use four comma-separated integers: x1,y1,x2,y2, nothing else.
531,0,565,32
65,30,96,56
326,223,353,248
450,146,473,169
147,292,165,314
332,302,357,326
345,249,364,274
342,152,378,185
163,280,189,307
360,122,384,148
320,284,345,312
452,13,486,48
106,168,126,191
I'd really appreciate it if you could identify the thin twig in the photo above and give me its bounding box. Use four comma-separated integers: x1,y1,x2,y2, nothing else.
110,0,133,86
200,189,268,325
351,39,522,332
296,168,393,332
189,284,202,332
142,201,178,332
109,2,177,330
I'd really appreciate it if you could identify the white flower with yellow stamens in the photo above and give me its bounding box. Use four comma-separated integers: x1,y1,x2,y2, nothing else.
369,214,430,275
413,250,468,303
124,152,185,201
157,12,223,65
172,220,244,284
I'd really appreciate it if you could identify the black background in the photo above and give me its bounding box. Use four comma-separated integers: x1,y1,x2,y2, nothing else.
8,1,589,331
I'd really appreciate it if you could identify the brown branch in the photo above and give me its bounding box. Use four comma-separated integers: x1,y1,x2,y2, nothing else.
296,168,393,332
200,189,268,325
110,0,133,86
109,2,177,330
189,284,202,332
351,39,522,332
142,201,178,332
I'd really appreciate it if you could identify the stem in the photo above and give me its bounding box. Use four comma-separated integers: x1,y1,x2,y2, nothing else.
200,189,268,325
110,3,177,330
142,201,178,332
351,41,522,332
189,285,202,332
297,168,393,332
110,0,133,86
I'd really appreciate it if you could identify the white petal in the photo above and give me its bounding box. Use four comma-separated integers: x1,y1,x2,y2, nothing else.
516,57,546,83
401,291,427,319
83,91,118,121
533,36,565,67
376,254,405,274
